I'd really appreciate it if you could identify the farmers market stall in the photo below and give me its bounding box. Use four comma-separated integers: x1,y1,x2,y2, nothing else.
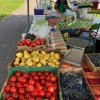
0,0,100,100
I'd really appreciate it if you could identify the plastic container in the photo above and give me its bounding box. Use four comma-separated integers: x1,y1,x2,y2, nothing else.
34,8,44,15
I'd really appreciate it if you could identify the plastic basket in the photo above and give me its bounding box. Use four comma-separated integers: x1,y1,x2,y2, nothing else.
8,67,58,77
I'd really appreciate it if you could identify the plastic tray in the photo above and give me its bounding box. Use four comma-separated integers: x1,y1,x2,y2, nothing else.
62,48,84,66
66,37,89,49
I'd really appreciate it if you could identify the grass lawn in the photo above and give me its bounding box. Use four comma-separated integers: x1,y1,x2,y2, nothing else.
0,0,24,21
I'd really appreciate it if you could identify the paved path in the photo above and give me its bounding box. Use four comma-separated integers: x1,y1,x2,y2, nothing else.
0,0,36,90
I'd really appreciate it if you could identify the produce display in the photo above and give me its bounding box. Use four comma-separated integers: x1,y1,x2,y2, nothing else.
48,30,68,54
1,10,100,100
88,54,100,67
18,38,46,48
59,72,93,100
3,71,58,100
13,50,60,67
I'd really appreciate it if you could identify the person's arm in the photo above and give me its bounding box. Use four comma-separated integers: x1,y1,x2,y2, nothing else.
54,3,58,10
66,1,71,10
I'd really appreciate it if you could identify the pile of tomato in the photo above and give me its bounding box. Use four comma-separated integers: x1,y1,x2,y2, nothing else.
4,71,58,100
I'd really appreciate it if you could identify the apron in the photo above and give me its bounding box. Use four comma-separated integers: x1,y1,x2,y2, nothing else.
58,3,68,13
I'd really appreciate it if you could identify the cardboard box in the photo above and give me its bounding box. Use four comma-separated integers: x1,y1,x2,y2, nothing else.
18,45,47,51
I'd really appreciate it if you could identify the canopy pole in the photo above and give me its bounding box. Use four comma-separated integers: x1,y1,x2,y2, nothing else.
36,0,38,7
27,0,30,31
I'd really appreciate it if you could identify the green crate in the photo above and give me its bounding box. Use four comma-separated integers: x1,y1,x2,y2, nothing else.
58,20,92,30
8,67,58,77
9,65,60,71
0,94,2,100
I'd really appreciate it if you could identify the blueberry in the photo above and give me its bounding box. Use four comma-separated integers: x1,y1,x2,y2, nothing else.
60,72,94,100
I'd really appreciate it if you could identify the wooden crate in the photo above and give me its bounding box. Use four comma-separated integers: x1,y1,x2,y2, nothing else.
84,54,100,72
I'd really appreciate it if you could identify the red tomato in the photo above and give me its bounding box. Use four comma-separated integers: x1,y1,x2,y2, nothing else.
31,90,38,97
12,92,19,99
28,74,33,79
25,93,31,98
46,76,51,81
10,87,17,93
26,85,34,92
29,79,35,85
4,85,11,93
16,82,23,88
10,82,16,87
38,90,45,97
52,83,58,91
19,77,27,83
26,39,31,45
15,72,22,77
41,38,46,42
41,80,45,85
37,85,43,91
41,41,45,45
28,97,35,100
19,95,25,100
5,94,11,99
43,87,47,92
23,83,28,87
29,44,34,48
19,88,25,94
96,98,100,100
50,76,57,83
31,72,36,76
35,40,41,45
7,97,14,100
46,81,52,87
40,76,45,80
10,76,17,82
37,72,42,76
50,96,56,100
23,73,29,78
33,76,39,80
35,82,41,87
20,39,26,44
49,73,54,77
53,92,58,97
35,97,42,100
45,92,51,98
32,42,36,47
18,42,23,46
47,86,55,93
44,71,50,76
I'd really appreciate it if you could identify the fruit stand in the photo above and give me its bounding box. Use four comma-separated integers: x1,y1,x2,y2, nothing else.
0,0,100,100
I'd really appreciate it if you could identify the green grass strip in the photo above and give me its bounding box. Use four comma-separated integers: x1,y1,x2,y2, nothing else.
0,0,24,21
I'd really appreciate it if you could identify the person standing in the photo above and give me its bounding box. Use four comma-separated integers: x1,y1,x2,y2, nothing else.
54,0,71,13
